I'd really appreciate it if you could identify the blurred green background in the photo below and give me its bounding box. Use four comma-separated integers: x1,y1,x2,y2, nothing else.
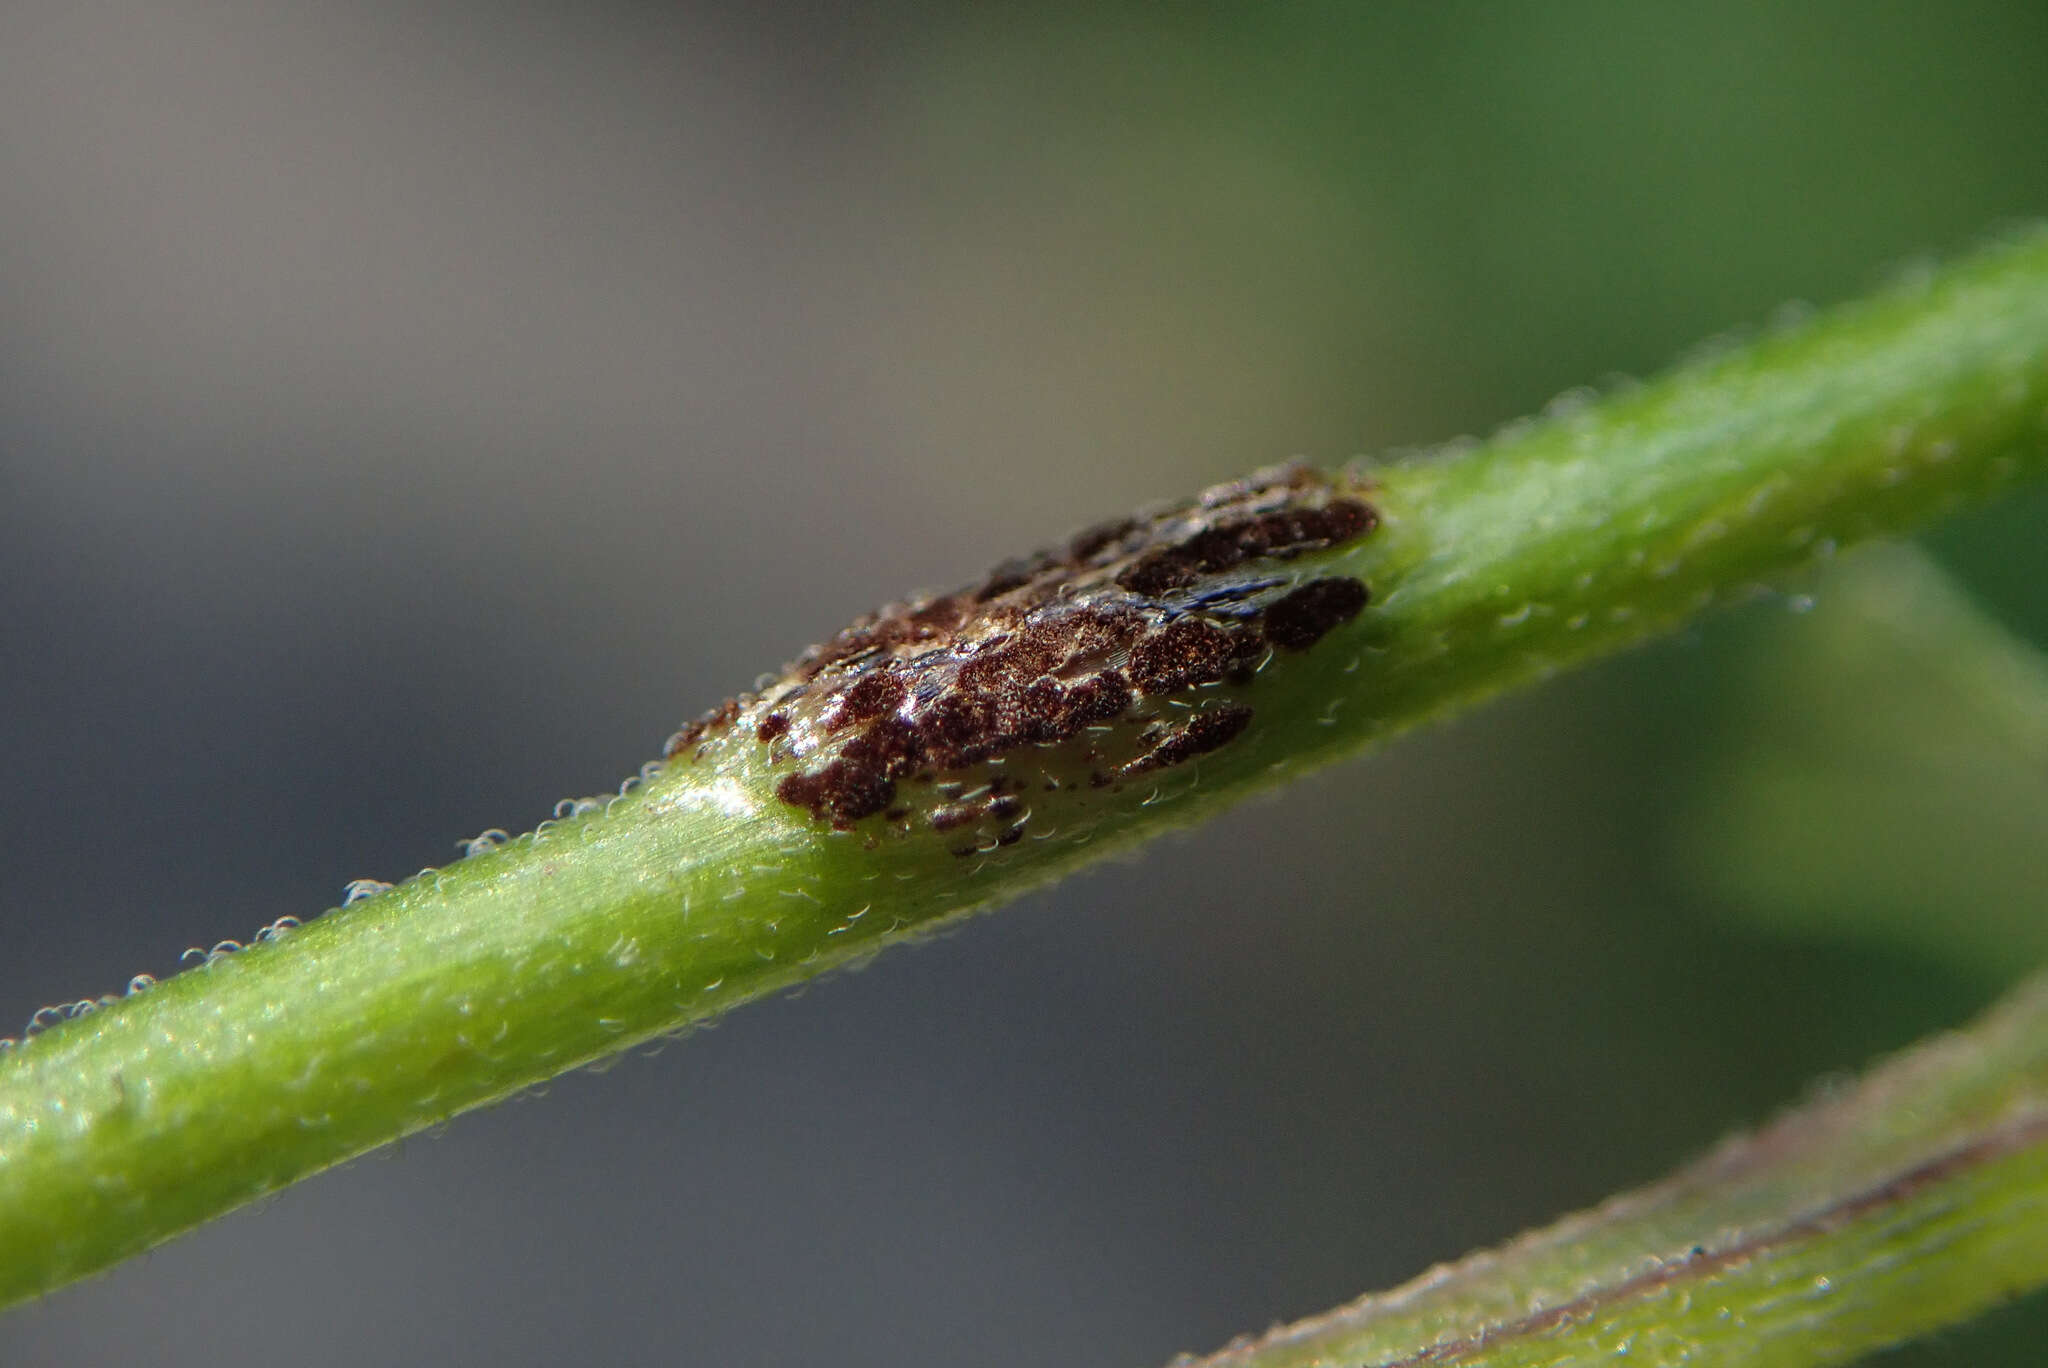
4,3,2048,1364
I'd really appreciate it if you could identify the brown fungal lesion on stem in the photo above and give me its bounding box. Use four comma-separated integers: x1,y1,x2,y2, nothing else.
665,463,1381,848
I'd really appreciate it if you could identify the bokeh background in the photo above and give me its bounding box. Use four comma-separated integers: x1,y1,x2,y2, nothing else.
6,4,2048,1364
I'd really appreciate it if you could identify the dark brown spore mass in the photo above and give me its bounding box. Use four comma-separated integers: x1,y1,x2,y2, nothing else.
1125,617,1262,695
1263,576,1370,650
775,762,893,827
674,464,1380,834
1124,703,1255,777
1116,498,1374,595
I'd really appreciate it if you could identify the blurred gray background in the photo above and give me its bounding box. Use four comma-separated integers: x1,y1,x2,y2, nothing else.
6,3,2048,1364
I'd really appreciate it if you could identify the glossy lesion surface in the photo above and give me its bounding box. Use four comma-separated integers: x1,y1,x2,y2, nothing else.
665,463,1380,850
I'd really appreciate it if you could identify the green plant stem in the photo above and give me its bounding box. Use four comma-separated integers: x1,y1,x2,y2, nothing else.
4,228,2048,1311
1185,967,2048,1368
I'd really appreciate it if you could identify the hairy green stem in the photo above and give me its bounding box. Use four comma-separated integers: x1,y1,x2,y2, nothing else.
4,227,2048,1311
1186,967,2048,1368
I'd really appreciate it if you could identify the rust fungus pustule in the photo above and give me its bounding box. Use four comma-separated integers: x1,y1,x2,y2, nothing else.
664,463,1379,843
